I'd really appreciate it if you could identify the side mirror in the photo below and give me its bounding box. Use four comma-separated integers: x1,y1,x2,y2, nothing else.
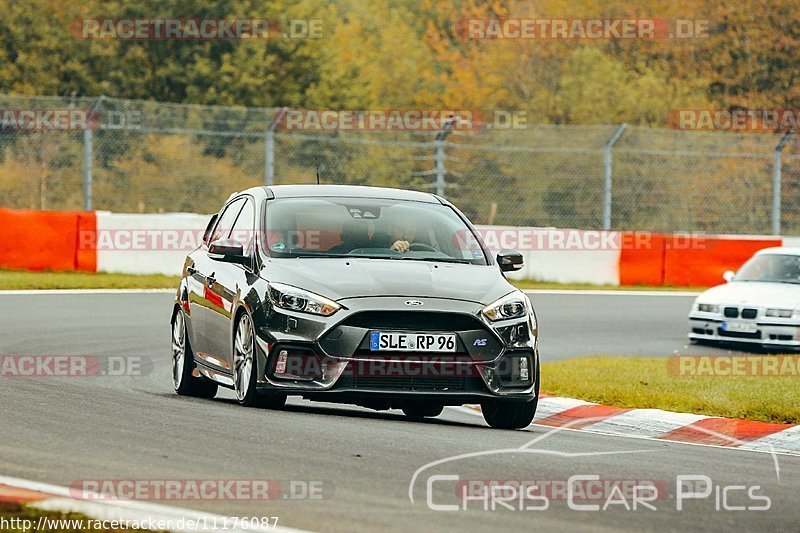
497,250,524,272
209,238,248,265
723,270,735,282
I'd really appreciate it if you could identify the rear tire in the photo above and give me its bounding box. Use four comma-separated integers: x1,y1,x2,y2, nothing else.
172,308,218,399
402,403,444,419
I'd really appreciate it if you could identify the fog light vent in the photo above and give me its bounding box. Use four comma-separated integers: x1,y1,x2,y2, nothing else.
275,350,289,374
519,357,529,381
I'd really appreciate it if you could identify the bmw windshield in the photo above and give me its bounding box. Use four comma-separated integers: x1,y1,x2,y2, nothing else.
263,197,488,265
735,254,800,284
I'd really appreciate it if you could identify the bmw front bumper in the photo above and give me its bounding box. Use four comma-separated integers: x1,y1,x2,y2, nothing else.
688,313,800,349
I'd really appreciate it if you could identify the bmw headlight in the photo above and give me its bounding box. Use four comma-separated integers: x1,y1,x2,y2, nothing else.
482,290,530,322
766,309,794,319
268,282,341,316
697,303,720,313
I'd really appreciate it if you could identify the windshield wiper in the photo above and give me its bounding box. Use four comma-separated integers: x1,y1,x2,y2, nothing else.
284,253,350,258
398,257,472,264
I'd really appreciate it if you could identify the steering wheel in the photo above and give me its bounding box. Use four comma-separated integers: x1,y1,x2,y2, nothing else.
409,243,437,252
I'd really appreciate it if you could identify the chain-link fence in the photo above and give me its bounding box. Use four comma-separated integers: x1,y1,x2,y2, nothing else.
1,94,798,235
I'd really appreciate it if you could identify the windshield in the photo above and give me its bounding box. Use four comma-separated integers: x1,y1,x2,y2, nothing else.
263,197,488,265
735,254,800,284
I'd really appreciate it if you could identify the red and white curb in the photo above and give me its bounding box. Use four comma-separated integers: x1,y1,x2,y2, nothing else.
462,394,800,456
0,475,310,533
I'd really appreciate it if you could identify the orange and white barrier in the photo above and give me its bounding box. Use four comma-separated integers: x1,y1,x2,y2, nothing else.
0,207,790,287
0,207,96,272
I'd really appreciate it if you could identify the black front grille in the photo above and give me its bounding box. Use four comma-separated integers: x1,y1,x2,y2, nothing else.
724,307,739,318
341,311,480,332
718,328,760,339
742,308,758,319
353,375,466,391
350,350,474,362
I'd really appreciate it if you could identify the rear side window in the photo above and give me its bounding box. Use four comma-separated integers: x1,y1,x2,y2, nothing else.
209,198,245,243
230,198,256,253
202,214,218,245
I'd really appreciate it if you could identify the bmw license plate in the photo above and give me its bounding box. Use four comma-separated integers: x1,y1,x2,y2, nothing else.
370,331,456,352
721,321,758,333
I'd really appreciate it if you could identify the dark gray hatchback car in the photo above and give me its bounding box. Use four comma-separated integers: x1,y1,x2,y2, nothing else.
171,185,539,429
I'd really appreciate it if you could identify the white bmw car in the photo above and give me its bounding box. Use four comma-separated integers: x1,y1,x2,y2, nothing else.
688,247,800,350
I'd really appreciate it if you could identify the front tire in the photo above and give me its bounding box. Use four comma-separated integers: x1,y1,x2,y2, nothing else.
481,358,539,429
172,308,217,399
402,403,444,419
233,312,287,409
481,399,537,429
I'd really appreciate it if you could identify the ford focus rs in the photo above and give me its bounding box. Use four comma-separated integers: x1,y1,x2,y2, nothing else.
171,185,539,429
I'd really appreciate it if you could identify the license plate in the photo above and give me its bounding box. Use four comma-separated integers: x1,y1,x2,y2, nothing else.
722,321,758,333
370,331,456,352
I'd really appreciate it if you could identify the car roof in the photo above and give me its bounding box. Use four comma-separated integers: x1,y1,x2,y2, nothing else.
262,184,441,204
755,246,800,256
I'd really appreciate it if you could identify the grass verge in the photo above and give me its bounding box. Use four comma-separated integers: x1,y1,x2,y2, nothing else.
0,270,179,290
512,280,706,292
541,356,800,425
0,269,703,292
0,502,159,532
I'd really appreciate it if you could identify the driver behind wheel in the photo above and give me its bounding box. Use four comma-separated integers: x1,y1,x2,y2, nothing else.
371,216,420,253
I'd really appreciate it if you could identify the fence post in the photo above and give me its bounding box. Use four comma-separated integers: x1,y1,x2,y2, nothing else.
603,123,628,230
265,107,288,186
433,118,456,198
82,95,106,211
82,128,93,211
773,130,793,236
434,138,446,197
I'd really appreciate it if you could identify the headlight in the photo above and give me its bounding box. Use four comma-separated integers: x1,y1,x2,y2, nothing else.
482,291,530,321
268,282,341,316
697,303,720,313
766,309,794,318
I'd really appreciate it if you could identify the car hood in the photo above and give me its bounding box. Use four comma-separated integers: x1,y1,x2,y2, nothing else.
262,258,515,305
696,281,800,309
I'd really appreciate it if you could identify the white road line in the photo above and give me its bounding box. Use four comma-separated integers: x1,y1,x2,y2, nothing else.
0,288,701,296
0,289,174,295
0,475,312,533
523,289,702,296
452,406,800,457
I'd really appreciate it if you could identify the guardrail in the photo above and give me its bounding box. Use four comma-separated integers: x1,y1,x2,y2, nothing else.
0,207,792,287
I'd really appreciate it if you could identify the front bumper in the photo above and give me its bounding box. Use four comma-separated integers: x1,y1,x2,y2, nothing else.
688,314,800,349
253,296,538,401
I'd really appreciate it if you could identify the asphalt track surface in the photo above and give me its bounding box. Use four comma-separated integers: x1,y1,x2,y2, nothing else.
1,291,798,532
